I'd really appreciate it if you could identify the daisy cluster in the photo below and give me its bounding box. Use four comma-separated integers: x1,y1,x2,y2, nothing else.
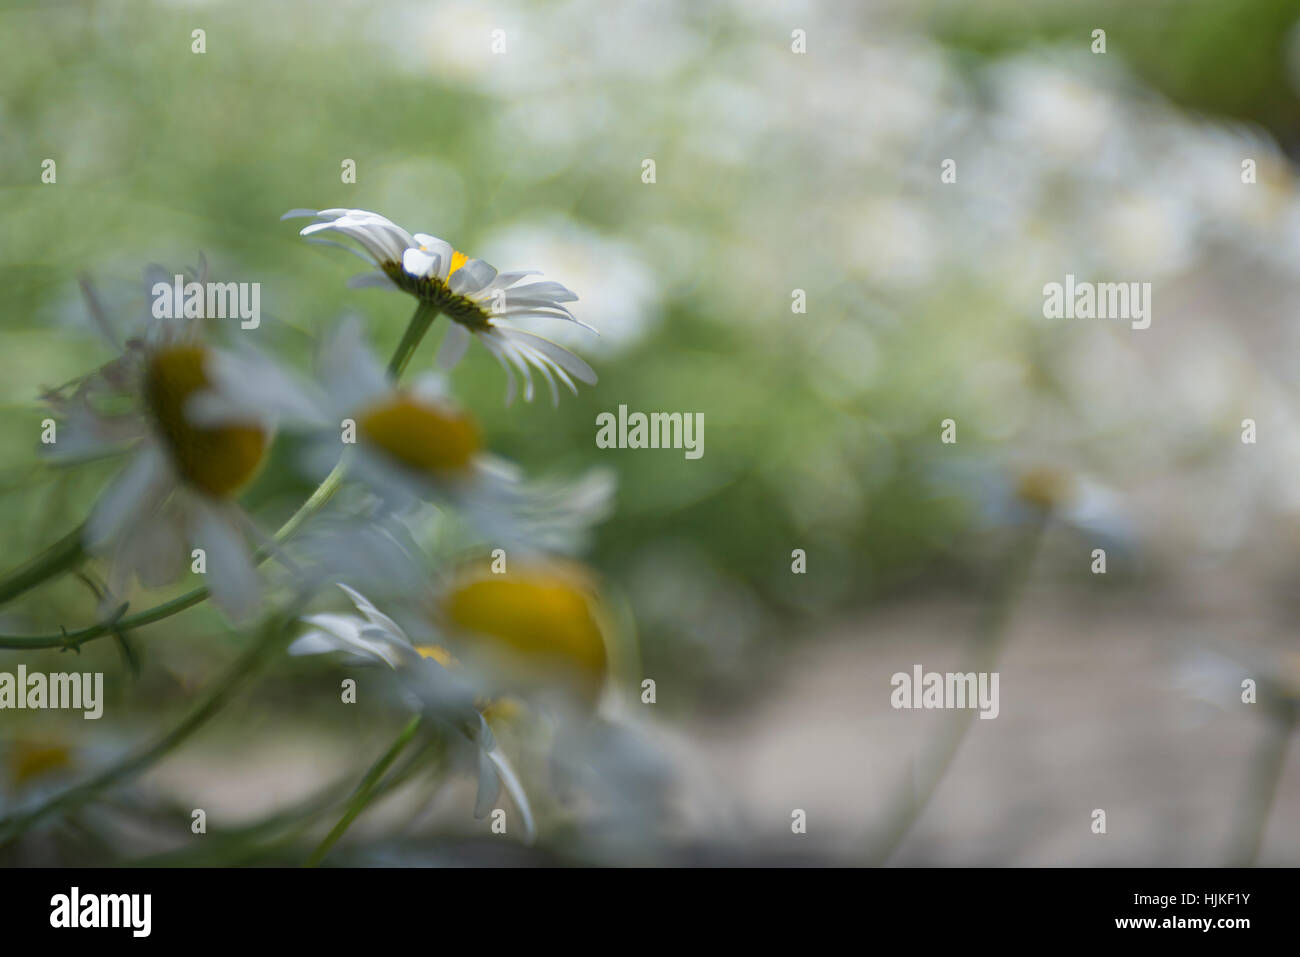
36,209,630,844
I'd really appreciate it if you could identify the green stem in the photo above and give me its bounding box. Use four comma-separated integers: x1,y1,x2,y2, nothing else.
865,511,1049,866
1227,698,1296,866
0,524,85,605
0,614,295,847
305,715,424,867
0,301,439,651
0,460,348,651
386,301,439,378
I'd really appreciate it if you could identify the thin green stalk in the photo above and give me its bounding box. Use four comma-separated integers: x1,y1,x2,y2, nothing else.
0,460,348,651
865,511,1049,866
1227,698,1296,866
0,524,85,605
0,301,439,650
386,301,439,378
305,715,424,867
0,614,296,847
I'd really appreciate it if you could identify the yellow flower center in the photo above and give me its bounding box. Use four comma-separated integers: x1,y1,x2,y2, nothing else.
356,395,480,477
9,740,73,787
1014,466,1075,510
143,345,269,497
440,566,608,701
414,644,456,668
382,247,492,329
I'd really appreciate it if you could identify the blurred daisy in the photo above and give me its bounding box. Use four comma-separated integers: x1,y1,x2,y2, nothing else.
43,268,279,620
290,582,539,843
283,208,597,404
197,319,612,554
437,559,612,709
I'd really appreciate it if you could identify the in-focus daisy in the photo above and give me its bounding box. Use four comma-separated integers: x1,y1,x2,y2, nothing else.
283,207,597,404
290,582,541,843
195,319,613,554
44,267,281,620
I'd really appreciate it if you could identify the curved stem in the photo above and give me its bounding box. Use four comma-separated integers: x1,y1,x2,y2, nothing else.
0,613,296,847
0,524,85,605
387,301,439,378
305,715,424,867
1227,698,1296,866
0,302,440,651
865,511,1049,866
0,460,348,651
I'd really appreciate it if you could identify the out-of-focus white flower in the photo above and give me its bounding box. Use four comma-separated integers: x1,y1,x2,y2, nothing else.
290,581,539,843
199,319,612,555
44,267,278,620
283,208,597,404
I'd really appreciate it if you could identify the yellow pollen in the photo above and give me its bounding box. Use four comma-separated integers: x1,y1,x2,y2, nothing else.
440,565,608,702
356,395,480,477
447,250,469,276
415,644,456,668
143,345,268,497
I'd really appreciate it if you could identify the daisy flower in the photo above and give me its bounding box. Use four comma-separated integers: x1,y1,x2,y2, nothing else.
282,207,597,404
43,268,280,620
291,557,618,842
290,582,540,843
194,319,613,554
437,559,612,709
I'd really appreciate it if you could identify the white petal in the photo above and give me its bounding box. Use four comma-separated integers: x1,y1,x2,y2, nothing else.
413,236,455,279
84,445,174,550
402,247,439,278
478,335,518,405
448,259,498,296
289,628,350,656
474,746,502,819
507,281,578,303
499,328,597,384
485,746,536,844
319,318,392,414
484,270,541,292
346,271,398,290
184,498,261,622
435,322,472,371
336,582,406,639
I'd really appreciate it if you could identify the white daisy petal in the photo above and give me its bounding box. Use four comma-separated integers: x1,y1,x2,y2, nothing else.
319,319,392,414
499,328,598,384
448,258,497,296
484,270,542,292
303,237,380,267
346,271,398,290
402,247,440,278
497,336,536,403
474,746,503,819
84,444,173,550
479,334,518,405
184,497,261,622
435,322,472,371
484,745,536,844
507,281,578,303
288,629,348,656
413,236,455,278
336,582,407,638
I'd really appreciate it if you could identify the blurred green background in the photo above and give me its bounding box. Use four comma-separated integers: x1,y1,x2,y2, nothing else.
3,0,1300,864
